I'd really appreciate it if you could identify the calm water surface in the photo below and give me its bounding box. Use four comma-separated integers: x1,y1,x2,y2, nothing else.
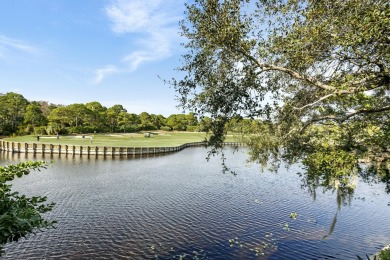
1,148,389,259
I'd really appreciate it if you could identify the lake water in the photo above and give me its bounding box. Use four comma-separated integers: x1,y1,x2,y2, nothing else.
1,147,390,259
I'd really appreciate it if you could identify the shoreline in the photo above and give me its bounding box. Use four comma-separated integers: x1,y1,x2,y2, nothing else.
0,140,243,157
372,244,390,259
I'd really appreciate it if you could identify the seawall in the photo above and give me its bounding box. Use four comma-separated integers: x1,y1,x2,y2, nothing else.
0,140,243,157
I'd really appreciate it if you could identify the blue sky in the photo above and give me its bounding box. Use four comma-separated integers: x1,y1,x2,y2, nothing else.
0,0,189,116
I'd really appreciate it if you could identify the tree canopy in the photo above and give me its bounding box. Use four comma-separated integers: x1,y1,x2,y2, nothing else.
0,93,28,134
174,0,390,177
0,92,206,135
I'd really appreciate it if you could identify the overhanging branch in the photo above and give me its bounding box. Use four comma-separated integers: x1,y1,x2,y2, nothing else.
299,105,390,133
234,45,383,96
293,93,335,110
235,46,336,91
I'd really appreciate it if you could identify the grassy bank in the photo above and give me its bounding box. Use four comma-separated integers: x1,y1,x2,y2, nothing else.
3,132,237,147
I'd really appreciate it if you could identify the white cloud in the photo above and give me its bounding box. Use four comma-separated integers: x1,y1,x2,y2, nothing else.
122,29,173,71
94,0,184,83
94,65,120,84
0,35,40,58
105,0,180,34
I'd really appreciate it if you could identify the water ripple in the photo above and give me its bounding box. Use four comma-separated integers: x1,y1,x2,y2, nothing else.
1,147,390,259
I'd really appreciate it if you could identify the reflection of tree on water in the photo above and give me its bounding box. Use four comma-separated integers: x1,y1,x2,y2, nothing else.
322,187,349,239
298,159,389,238
323,210,338,239
298,164,358,207
360,161,390,194
299,165,356,239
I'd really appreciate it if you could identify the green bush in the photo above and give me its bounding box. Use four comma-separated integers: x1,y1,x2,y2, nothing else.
0,161,56,255
0,124,14,136
139,125,158,131
46,124,62,135
126,126,140,132
67,126,93,134
379,247,390,260
186,125,199,132
34,126,48,135
21,124,34,135
160,126,172,131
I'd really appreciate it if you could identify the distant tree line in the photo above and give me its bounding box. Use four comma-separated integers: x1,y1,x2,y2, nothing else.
0,92,217,136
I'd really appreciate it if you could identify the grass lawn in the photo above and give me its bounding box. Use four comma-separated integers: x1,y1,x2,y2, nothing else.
3,132,237,147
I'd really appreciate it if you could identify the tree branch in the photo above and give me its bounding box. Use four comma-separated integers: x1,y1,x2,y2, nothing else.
293,93,335,110
234,45,384,96
234,46,337,91
349,74,385,86
300,105,390,133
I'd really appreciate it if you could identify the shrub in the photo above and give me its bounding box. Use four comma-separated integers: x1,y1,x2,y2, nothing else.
0,161,56,255
379,247,390,260
140,125,158,131
160,126,172,131
46,124,62,135
34,126,48,135
67,126,89,134
186,126,199,132
20,124,34,135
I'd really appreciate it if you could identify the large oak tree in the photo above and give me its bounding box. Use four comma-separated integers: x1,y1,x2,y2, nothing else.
174,0,389,181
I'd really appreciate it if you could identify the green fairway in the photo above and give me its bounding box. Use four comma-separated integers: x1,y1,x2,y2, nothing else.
3,132,237,147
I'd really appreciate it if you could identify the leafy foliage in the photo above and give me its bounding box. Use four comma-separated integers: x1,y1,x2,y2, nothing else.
379,246,390,260
174,0,390,178
0,161,56,255
0,93,29,135
0,90,209,135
